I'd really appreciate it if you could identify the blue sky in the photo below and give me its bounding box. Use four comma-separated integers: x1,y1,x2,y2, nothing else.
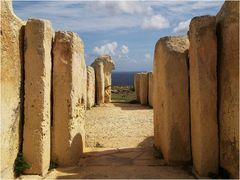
13,0,224,72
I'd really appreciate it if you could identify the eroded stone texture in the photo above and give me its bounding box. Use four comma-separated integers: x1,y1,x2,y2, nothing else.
52,31,86,166
134,73,141,102
0,0,24,178
139,73,148,105
23,18,53,175
153,36,191,164
148,72,153,107
94,62,105,105
216,2,239,178
189,16,218,176
87,66,95,109
91,55,115,103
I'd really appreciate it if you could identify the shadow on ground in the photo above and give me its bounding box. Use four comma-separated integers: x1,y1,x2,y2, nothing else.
112,102,152,111
46,137,194,179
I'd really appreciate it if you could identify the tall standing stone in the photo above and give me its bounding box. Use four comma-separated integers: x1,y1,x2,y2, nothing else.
23,18,53,175
139,73,148,105
148,72,153,107
1,0,24,178
91,55,115,104
189,16,218,177
87,66,95,109
153,36,191,164
94,62,105,105
52,31,86,166
134,73,141,102
216,2,239,178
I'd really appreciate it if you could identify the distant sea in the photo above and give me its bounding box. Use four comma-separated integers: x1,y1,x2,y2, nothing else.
112,71,142,86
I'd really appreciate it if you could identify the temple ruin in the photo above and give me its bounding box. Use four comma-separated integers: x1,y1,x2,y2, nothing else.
1,0,239,179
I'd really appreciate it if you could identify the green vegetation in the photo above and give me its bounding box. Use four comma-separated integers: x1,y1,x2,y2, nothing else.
49,161,58,170
111,86,136,102
14,153,31,176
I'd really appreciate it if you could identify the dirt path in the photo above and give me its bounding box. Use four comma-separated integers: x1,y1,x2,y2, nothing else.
85,103,153,148
44,103,194,179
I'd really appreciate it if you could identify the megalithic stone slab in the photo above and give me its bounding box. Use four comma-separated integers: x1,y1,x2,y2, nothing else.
148,72,153,107
189,16,218,177
23,18,53,175
94,62,105,105
139,73,148,105
134,73,141,102
87,66,95,109
153,36,191,165
1,0,24,178
91,55,115,103
216,2,239,178
52,31,86,166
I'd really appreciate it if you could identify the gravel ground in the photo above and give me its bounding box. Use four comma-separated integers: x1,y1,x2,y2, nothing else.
85,103,153,148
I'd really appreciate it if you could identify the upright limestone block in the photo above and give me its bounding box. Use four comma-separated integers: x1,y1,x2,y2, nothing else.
153,36,191,164
189,16,218,176
134,73,141,102
23,18,53,175
87,66,95,109
52,31,86,166
216,2,239,178
94,62,105,105
148,72,153,107
139,73,148,105
1,1,24,178
91,55,115,103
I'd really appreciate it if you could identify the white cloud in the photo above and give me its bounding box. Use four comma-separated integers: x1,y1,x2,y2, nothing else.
94,1,153,15
173,19,191,33
142,15,170,30
121,45,129,55
93,42,118,56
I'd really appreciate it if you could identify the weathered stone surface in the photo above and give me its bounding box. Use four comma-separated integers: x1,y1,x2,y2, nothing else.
94,62,105,105
153,36,191,164
134,73,141,102
91,55,115,103
148,72,153,107
87,66,95,109
189,16,218,176
52,31,86,166
23,18,53,175
0,0,24,178
139,73,148,105
216,2,239,178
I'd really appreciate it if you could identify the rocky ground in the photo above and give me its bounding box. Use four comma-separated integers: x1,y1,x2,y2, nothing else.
43,103,195,179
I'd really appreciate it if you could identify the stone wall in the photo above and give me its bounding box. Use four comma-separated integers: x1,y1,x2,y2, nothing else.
153,36,191,164
1,1,24,178
189,15,218,177
216,1,239,178
52,31,86,166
